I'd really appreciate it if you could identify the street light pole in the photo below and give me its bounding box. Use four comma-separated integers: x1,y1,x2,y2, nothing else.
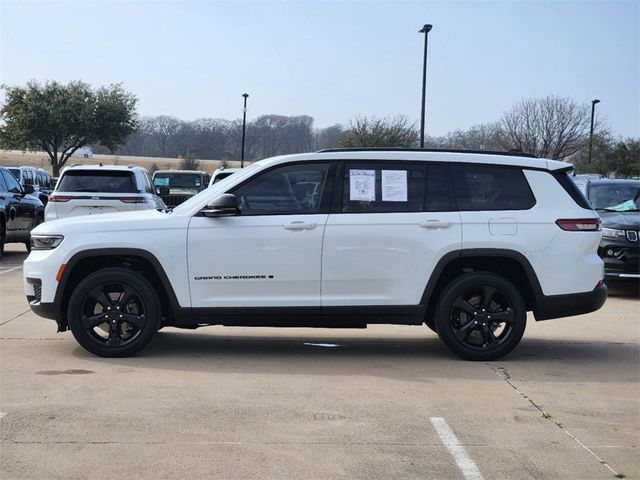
241,93,249,168
419,24,433,149
588,99,600,164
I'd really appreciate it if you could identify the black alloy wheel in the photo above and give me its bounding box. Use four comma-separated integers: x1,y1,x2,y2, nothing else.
0,221,5,259
68,268,160,357
25,216,43,253
435,272,526,361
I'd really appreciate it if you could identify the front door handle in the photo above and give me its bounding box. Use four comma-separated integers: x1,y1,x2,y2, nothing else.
419,220,452,229
283,222,317,230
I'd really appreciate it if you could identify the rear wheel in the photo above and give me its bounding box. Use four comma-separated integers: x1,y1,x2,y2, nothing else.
68,268,161,357
435,272,526,361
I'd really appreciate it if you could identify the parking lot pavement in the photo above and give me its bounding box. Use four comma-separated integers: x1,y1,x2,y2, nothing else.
1,243,638,480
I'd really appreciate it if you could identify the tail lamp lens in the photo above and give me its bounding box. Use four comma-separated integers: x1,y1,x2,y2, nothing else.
556,218,601,231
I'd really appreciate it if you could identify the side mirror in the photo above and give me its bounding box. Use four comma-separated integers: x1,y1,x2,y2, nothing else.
202,194,239,218
156,186,170,196
23,184,35,195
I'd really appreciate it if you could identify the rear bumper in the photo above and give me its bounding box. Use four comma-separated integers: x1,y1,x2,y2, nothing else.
534,284,607,321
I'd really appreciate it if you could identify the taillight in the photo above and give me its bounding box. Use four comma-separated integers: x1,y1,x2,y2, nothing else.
119,197,148,203
555,218,601,231
49,195,72,202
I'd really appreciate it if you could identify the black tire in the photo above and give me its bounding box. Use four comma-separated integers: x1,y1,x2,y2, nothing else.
25,216,43,253
0,219,5,259
435,272,526,361
67,268,161,357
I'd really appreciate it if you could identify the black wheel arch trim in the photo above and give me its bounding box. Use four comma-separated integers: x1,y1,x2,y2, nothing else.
53,248,185,329
420,248,544,308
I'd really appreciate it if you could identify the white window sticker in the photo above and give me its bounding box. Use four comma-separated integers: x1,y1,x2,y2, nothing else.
382,170,408,202
349,169,376,201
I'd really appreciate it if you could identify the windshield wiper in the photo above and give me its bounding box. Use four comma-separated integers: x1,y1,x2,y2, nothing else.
72,188,98,192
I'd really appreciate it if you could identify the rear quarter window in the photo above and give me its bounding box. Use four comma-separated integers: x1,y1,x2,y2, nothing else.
57,170,137,193
451,165,536,211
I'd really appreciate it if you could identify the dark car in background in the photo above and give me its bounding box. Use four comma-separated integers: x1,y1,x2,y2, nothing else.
583,179,640,281
152,170,210,208
0,166,45,258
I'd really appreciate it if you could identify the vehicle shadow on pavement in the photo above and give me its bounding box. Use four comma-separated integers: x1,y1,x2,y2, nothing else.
71,330,639,381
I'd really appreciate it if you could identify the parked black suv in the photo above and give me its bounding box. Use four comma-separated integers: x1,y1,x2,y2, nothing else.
0,166,45,258
583,179,640,281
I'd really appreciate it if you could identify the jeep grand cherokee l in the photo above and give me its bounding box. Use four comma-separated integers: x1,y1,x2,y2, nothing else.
24,149,606,360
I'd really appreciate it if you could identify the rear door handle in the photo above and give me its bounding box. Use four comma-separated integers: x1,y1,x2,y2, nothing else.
419,220,452,229
283,222,317,230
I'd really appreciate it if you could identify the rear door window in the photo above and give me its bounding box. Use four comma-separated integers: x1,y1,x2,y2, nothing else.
451,165,536,211
57,170,137,193
341,163,426,213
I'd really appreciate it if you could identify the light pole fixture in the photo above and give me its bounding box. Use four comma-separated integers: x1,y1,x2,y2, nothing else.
419,24,433,149
241,93,249,167
588,99,600,164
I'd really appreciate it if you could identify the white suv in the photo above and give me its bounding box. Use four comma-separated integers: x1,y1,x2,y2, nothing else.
24,149,606,360
45,164,166,221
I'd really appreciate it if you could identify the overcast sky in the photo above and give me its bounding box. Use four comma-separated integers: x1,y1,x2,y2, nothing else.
1,0,638,137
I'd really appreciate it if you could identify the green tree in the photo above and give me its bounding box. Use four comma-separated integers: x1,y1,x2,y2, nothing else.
339,116,418,148
573,134,640,177
0,80,137,175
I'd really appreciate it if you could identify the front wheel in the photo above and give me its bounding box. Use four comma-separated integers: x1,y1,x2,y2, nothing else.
435,272,526,361
68,268,161,357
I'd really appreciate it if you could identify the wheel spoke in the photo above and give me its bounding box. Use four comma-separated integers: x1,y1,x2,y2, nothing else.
89,288,112,310
121,312,145,329
454,319,477,342
480,323,497,348
482,286,496,308
489,309,514,323
453,297,478,316
81,313,107,329
115,287,136,309
107,320,121,347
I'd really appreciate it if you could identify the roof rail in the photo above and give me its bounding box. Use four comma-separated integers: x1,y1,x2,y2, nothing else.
315,147,538,158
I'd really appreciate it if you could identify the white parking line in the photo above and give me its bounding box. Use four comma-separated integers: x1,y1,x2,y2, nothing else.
430,417,485,480
0,267,22,275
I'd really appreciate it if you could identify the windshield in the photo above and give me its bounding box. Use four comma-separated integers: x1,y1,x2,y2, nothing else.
154,173,203,189
588,183,640,212
172,163,261,215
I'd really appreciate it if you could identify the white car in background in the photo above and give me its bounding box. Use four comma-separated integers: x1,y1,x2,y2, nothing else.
45,164,165,221
209,167,241,186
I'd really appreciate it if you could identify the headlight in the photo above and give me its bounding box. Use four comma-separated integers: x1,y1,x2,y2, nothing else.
601,227,626,239
31,235,64,250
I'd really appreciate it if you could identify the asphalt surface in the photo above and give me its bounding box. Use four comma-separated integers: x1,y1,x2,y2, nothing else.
1,242,638,480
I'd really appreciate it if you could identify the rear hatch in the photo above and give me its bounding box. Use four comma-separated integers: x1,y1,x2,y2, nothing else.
50,170,145,218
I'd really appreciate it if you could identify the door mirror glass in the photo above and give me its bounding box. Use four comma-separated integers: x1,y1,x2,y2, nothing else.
202,194,239,217
156,186,170,196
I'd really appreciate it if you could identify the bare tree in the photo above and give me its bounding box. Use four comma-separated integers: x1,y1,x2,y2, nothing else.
495,95,592,159
339,116,418,148
179,156,201,171
315,124,345,150
148,115,183,157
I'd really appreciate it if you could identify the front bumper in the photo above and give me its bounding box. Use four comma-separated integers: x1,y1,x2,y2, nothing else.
28,301,58,321
599,241,639,281
534,284,607,321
